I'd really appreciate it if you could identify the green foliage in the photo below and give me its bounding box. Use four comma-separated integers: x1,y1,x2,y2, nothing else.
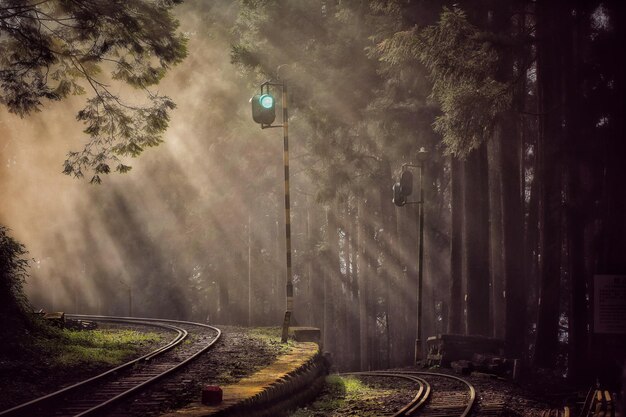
0,0,187,182
248,327,293,352
63,94,176,182
0,226,31,338
248,326,281,340
35,328,162,368
374,7,513,157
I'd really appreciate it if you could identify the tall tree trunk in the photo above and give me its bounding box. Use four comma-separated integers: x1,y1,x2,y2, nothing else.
332,202,347,369
323,207,337,354
368,185,382,370
486,0,527,353
464,146,491,336
500,115,526,356
381,160,403,367
599,1,626,275
594,0,626,385
310,207,324,330
346,197,361,370
534,0,565,368
449,157,464,334
524,115,541,359
396,197,415,363
357,197,371,370
406,181,421,358
487,134,505,338
305,199,312,325
563,1,591,383
217,279,229,324
504,0,529,359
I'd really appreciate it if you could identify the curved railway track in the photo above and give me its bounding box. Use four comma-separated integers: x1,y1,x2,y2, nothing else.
0,315,221,417
345,370,477,417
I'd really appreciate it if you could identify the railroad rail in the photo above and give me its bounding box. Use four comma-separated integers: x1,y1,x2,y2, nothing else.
0,315,221,417
344,370,477,417
343,372,431,416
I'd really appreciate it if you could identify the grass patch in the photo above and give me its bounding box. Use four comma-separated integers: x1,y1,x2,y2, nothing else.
34,328,162,369
0,323,164,411
248,327,281,341
248,327,293,352
290,375,392,417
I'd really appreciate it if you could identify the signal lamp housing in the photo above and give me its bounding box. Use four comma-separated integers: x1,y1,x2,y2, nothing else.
392,182,406,207
400,170,413,197
251,93,276,125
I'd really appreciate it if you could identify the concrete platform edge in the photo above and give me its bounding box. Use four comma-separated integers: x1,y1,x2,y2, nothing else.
161,342,329,417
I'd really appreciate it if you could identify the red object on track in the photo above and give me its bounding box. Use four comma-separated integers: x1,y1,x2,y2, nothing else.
202,385,223,405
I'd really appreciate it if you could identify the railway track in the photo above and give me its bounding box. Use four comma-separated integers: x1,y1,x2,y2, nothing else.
0,315,221,417
345,370,479,416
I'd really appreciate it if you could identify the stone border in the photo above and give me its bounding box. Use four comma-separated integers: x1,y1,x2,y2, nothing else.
220,352,328,417
161,342,328,417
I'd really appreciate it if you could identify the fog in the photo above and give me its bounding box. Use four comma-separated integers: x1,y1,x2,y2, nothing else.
1,0,622,383
0,2,285,317
1,1,451,371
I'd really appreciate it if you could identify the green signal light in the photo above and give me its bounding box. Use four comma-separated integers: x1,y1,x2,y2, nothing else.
259,94,274,109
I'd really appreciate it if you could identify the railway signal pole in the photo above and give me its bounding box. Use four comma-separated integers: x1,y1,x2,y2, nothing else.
250,80,293,343
392,147,428,363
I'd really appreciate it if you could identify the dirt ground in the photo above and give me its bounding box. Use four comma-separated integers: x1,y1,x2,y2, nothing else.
103,325,284,417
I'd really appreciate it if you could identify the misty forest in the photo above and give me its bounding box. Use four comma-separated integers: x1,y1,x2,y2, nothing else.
1,0,625,391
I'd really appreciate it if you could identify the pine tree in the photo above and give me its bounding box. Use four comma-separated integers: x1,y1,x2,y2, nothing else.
0,0,187,182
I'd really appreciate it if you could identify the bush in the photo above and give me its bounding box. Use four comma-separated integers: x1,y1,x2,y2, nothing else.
0,225,32,343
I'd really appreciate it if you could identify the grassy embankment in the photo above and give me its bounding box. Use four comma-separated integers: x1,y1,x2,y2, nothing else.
35,327,163,367
0,324,162,410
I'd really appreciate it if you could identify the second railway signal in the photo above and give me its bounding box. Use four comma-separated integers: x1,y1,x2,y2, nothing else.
392,182,406,207
391,147,429,364
400,170,413,196
393,170,414,207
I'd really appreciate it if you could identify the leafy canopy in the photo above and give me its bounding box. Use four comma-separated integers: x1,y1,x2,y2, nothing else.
375,7,512,157
0,0,187,182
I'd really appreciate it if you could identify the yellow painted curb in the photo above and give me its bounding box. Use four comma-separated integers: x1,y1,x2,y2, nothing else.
161,342,320,417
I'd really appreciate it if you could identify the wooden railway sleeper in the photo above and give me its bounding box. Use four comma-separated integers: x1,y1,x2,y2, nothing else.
576,389,616,417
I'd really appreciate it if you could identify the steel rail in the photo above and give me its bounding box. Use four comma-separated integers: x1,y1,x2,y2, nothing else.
0,317,185,417
0,315,221,417
342,371,431,416
69,315,222,417
72,316,189,361
370,370,477,417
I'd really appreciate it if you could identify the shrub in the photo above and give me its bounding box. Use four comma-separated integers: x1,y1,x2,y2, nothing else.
0,226,32,343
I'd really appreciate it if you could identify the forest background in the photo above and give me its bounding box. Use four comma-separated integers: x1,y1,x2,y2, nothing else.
1,0,624,385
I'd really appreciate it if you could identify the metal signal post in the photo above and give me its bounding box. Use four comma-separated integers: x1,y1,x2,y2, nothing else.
392,147,428,363
253,81,293,343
